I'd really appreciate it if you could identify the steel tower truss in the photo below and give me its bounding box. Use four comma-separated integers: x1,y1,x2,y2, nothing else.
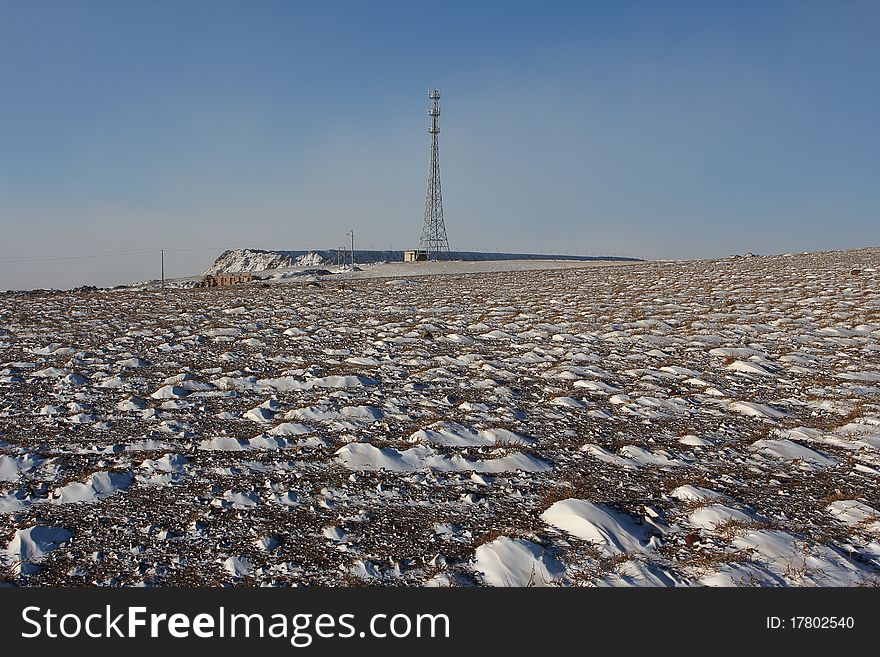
418,88,450,258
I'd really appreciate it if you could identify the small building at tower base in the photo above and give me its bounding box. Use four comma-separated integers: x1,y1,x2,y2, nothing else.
403,250,429,262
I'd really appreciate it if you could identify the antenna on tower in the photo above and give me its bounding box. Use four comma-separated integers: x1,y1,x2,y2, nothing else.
418,87,451,259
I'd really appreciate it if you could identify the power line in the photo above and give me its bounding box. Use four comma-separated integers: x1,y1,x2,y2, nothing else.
0,232,352,265
164,232,350,253
0,248,160,264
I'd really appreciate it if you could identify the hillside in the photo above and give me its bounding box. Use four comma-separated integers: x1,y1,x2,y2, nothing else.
203,249,329,274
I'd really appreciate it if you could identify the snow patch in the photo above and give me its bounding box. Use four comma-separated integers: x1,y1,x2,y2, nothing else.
473,537,564,586
540,499,649,556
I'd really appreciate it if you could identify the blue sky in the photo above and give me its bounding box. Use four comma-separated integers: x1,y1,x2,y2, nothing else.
1,0,878,288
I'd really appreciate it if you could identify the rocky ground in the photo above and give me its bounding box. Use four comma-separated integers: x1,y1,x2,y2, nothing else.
1,248,879,586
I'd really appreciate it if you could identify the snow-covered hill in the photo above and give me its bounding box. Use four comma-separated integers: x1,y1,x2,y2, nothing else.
204,249,329,274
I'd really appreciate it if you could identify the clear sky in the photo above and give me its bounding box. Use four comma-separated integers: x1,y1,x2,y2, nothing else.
1,0,878,289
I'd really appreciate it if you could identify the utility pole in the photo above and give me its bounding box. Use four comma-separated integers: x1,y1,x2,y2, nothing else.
161,249,165,289
347,230,355,269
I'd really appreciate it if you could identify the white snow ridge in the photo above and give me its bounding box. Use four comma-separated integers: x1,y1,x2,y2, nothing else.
541,499,649,556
